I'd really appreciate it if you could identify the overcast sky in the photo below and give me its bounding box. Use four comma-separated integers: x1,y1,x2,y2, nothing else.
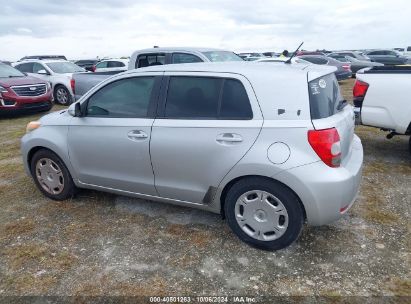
1,0,409,61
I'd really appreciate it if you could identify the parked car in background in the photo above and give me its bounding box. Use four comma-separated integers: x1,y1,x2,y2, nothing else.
19,55,67,61
364,50,408,65
22,62,363,250
262,52,280,57
74,59,100,72
73,47,243,100
256,57,312,64
331,51,370,61
1,60,12,66
238,53,266,60
327,53,384,74
13,59,85,105
0,62,52,115
403,46,411,57
354,66,411,152
296,51,325,56
92,58,129,73
298,55,352,80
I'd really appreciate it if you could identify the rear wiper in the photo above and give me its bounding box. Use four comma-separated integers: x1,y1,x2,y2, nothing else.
337,99,348,110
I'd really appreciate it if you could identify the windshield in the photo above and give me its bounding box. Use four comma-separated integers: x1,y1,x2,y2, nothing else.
46,62,85,73
202,51,243,62
0,63,25,78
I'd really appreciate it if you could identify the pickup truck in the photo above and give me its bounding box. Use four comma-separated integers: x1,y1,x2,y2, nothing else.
353,66,411,152
72,47,243,100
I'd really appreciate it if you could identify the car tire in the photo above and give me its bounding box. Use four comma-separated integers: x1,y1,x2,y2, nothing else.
54,85,72,105
224,177,304,250
30,149,77,200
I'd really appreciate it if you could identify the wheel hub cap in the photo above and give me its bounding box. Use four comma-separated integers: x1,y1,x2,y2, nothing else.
235,190,289,241
35,158,64,195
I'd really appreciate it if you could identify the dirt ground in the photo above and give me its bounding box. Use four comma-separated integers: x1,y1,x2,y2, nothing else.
0,79,410,299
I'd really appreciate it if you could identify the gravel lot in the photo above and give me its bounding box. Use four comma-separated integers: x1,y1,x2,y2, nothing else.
0,79,410,298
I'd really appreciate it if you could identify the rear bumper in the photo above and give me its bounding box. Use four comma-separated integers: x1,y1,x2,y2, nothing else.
274,135,363,226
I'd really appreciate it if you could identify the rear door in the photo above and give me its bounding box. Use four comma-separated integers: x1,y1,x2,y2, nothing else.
307,73,355,165
150,73,263,204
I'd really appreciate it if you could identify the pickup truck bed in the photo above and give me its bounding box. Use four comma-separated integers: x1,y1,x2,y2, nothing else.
354,66,411,151
73,71,122,100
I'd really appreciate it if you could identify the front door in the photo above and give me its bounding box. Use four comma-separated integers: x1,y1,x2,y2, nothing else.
68,74,161,196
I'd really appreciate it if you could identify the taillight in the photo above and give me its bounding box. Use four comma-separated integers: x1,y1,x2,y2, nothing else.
70,78,75,94
342,64,351,71
353,80,369,108
91,65,96,72
308,128,341,168
353,80,369,98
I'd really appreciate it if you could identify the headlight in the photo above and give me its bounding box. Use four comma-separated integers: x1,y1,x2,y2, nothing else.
0,85,8,93
26,121,41,133
46,82,52,92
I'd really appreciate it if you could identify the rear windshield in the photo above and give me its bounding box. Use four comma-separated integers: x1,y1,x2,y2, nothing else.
308,73,344,119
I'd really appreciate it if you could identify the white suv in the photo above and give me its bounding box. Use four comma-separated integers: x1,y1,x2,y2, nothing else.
93,59,129,73
13,59,85,105
21,62,363,250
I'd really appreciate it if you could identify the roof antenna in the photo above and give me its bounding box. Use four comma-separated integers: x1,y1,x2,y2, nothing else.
285,42,304,64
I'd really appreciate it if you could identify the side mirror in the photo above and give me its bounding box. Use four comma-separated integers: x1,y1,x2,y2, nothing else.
37,69,49,75
68,102,82,117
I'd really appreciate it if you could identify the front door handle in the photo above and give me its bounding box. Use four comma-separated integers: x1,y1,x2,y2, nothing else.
127,130,148,141
216,133,243,144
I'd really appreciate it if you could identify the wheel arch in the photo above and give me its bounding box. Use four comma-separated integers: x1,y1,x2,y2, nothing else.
26,145,77,184
219,175,307,220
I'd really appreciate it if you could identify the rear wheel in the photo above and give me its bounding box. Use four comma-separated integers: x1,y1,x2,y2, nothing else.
30,149,77,200
224,177,304,250
54,85,72,105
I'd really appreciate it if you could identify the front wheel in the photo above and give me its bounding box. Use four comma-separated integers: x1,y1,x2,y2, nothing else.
224,177,304,250
54,85,72,105
30,149,77,200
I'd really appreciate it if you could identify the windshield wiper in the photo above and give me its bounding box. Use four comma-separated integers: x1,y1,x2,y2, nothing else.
337,99,348,111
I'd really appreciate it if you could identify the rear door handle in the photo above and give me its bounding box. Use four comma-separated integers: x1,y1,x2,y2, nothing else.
127,130,148,141
216,133,243,144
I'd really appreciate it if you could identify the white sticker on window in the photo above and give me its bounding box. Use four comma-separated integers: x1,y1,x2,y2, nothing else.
318,79,327,89
310,83,320,95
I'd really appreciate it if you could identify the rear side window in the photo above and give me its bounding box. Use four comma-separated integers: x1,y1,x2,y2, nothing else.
86,77,155,118
220,79,252,119
108,61,126,68
172,53,202,64
164,77,252,119
137,53,166,68
308,73,344,119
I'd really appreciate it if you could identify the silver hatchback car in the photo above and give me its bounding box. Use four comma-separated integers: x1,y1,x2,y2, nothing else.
21,62,363,250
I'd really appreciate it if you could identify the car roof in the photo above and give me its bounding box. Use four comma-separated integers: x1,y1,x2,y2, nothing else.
15,59,70,64
122,61,334,79
133,47,229,53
